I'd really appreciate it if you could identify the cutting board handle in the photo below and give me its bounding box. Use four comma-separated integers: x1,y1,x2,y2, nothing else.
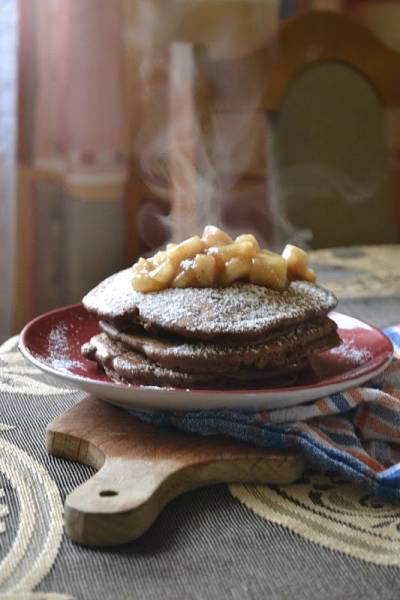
64,453,303,545
47,397,305,546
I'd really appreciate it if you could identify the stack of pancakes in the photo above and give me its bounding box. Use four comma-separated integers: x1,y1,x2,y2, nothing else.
82,268,340,389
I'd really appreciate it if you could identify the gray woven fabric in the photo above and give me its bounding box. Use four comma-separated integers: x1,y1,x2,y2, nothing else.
0,294,399,599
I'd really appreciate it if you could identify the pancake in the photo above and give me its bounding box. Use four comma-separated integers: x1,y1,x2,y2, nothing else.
82,333,314,389
99,317,340,374
83,268,338,344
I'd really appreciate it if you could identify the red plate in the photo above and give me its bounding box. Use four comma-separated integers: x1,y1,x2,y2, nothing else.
19,305,393,411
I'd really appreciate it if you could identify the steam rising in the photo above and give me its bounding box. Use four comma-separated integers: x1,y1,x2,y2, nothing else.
128,0,277,249
127,1,385,252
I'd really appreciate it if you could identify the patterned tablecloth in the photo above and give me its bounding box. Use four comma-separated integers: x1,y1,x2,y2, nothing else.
1,245,400,600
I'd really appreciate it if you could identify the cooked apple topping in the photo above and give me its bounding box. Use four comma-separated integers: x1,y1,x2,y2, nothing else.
131,225,316,293
282,244,316,283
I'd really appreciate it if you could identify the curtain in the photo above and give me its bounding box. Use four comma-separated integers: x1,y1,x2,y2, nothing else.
1,0,399,341
16,0,129,333
0,2,18,341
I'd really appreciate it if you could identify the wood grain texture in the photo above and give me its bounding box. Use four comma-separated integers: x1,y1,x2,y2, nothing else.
47,396,304,546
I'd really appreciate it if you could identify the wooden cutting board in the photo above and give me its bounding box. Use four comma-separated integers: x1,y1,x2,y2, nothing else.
46,396,305,546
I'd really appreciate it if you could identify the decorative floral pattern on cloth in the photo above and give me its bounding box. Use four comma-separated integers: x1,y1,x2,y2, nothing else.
230,469,400,566
0,338,75,598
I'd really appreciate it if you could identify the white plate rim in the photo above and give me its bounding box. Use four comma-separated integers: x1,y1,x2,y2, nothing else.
18,309,394,411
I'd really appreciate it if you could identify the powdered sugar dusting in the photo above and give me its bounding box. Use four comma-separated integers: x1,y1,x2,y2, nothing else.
47,325,81,372
328,339,372,365
83,268,337,342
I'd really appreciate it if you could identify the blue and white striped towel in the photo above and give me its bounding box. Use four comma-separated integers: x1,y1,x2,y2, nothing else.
132,326,400,499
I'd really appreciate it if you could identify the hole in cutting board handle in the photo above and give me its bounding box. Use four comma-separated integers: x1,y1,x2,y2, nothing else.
99,490,118,497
